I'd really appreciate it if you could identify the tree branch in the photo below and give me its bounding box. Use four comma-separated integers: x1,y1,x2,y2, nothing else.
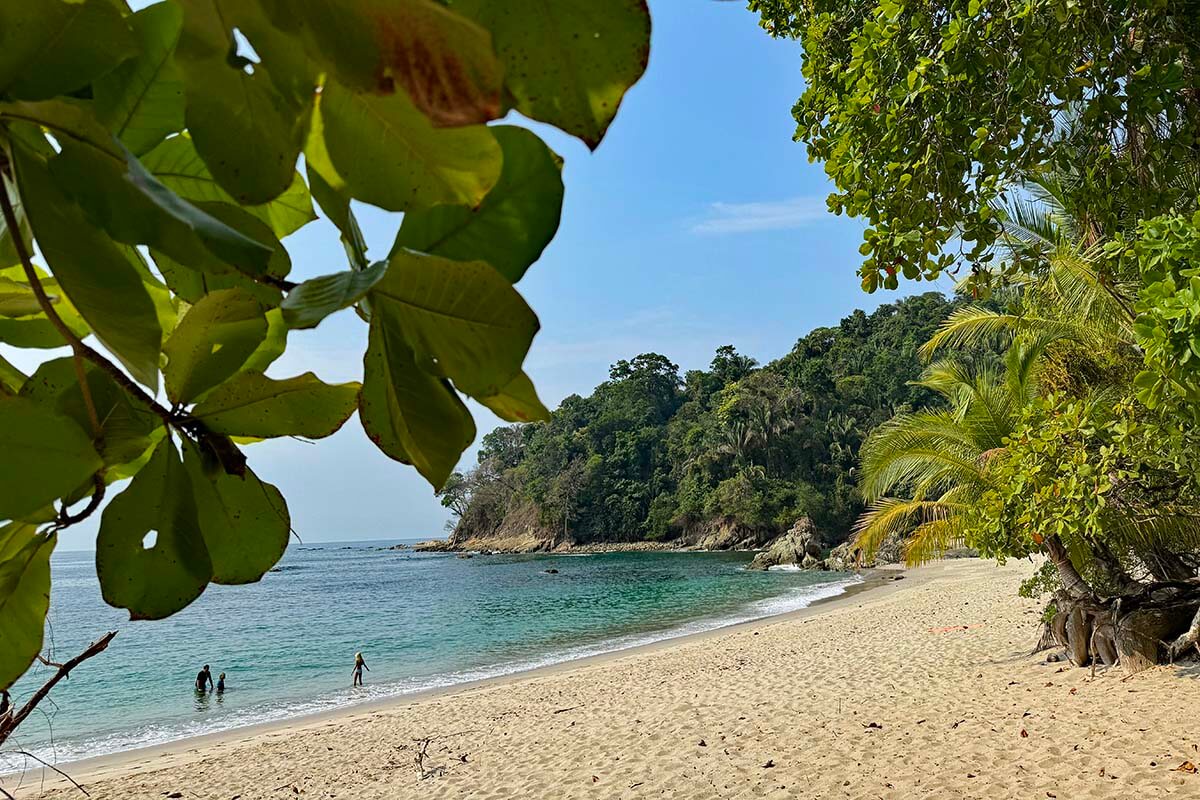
0,632,117,751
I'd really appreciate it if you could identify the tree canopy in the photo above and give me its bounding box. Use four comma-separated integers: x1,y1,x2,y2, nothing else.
0,0,650,695
751,0,1200,291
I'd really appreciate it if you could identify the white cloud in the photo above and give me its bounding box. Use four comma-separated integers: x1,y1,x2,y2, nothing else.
690,196,828,234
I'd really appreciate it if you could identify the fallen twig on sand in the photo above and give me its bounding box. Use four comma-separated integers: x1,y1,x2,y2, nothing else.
9,751,91,797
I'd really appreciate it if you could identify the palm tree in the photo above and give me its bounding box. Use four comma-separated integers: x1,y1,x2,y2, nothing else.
853,339,1051,564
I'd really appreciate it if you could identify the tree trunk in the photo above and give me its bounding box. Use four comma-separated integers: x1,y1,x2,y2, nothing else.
1043,535,1093,600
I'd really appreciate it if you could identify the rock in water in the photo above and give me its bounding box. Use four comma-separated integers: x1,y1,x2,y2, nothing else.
747,518,823,570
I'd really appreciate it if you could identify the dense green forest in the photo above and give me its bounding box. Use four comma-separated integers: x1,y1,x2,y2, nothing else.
441,292,962,548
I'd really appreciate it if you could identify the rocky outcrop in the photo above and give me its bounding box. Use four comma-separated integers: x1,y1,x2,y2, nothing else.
672,517,775,551
747,518,823,570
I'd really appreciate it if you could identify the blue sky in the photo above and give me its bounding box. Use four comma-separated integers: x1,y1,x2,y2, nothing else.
14,1,946,549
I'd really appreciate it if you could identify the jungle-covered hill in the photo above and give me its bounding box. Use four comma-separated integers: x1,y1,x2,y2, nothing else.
439,292,965,551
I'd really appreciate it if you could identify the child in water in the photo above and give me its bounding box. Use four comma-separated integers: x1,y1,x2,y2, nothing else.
352,652,369,687
216,673,225,693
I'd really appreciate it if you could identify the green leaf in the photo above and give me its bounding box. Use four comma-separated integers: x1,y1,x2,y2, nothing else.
242,307,288,374
450,0,651,148
142,136,315,239
41,124,274,276
476,371,551,423
150,202,291,307
0,352,26,395
96,438,212,620
0,268,91,349
256,0,503,126
182,440,289,585
0,397,102,522
11,135,162,388
319,79,501,212
281,261,388,330
0,0,137,101
0,276,44,317
20,358,162,468
360,309,475,488
192,371,360,439
393,126,563,282
370,250,538,397
0,525,55,692
94,1,187,155
163,288,269,404
175,0,311,204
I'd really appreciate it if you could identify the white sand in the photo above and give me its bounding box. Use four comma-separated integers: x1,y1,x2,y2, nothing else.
11,558,1200,799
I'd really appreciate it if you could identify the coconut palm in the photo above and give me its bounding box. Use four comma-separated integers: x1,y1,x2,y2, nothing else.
853,336,1053,564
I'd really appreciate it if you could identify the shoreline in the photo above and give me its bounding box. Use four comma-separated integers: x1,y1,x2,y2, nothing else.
13,565,911,788
18,557,1200,799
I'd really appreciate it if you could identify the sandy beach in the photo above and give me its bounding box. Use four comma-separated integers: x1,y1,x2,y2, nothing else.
10,558,1200,799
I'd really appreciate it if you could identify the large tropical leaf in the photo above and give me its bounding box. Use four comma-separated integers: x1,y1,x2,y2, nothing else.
392,125,564,283
96,438,212,621
451,0,651,148
0,0,136,101
369,250,538,398
94,1,187,156
359,308,475,488
318,80,501,212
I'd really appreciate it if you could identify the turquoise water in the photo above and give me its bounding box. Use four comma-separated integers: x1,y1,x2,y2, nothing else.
2,543,855,770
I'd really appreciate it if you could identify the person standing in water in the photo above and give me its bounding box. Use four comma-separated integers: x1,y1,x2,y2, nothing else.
352,652,369,687
195,665,214,693
216,672,226,693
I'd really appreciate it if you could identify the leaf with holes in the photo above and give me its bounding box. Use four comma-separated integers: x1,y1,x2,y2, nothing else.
97,438,212,620
182,440,290,585
451,0,651,148
360,308,475,488
281,261,388,330
192,371,360,439
163,288,269,404
94,1,187,155
393,126,563,283
0,397,102,522
319,80,501,212
0,524,56,691
370,250,538,398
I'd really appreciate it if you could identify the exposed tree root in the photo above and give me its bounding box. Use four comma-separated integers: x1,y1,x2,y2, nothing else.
1046,582,1200,673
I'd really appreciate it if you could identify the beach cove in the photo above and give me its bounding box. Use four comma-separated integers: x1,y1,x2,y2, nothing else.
17,558,1199,799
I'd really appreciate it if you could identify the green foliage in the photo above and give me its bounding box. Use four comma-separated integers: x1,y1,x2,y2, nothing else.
450,294,960,545
751,0,1200,290
0,0,650,691
1122,212,1200,421
0,524,55,691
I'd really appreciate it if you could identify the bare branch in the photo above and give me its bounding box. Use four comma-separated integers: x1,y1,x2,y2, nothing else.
9,751,90,797
0,633,117,750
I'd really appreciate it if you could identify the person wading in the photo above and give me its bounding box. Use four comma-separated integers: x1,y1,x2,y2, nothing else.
352,652,369,687
195,665,214,693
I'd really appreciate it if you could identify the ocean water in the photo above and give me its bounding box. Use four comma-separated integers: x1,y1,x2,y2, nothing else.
2,542,856,771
